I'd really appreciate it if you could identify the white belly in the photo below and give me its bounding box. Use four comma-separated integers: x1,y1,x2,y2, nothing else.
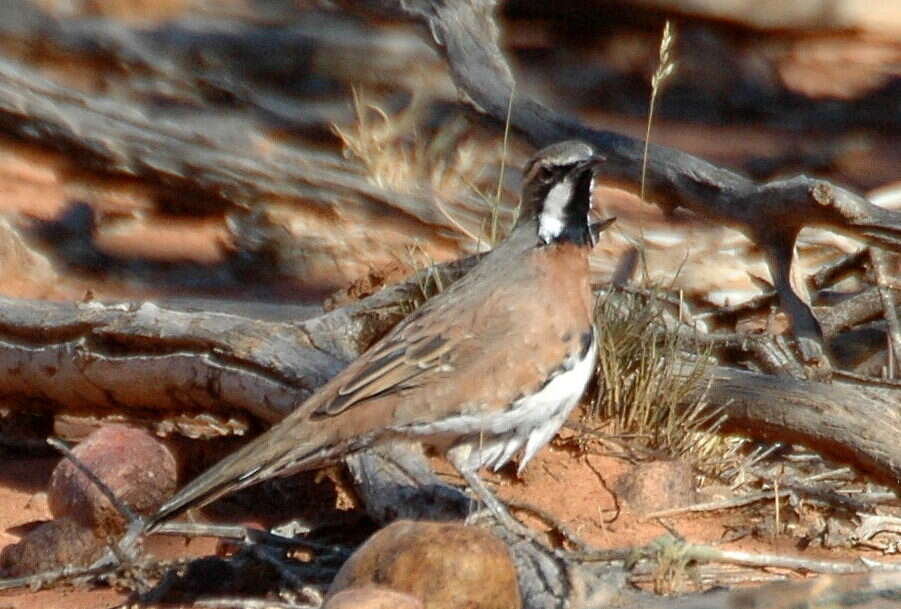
407,329,598,474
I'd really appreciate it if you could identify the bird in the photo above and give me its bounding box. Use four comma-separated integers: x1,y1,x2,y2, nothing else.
145,140,612,534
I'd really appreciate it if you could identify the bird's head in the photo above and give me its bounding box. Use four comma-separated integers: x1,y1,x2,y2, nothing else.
519,140,613,247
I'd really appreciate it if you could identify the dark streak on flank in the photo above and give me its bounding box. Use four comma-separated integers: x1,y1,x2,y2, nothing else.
579,327,594,358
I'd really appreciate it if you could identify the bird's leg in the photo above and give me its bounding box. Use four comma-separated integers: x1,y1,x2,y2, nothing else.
449,455,540,543
456,467,519,528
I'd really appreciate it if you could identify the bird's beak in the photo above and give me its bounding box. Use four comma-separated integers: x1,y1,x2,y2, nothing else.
582,155,610,248
588,217,616,247
578,154,607,171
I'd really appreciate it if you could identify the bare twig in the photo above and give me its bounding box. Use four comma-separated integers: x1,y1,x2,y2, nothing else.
0,564,112,592
869,249,901,378
152,522,352,558
809,248,870,291
834,369,901,388
700,544,901,574
642,490,795,520
344,0,901,365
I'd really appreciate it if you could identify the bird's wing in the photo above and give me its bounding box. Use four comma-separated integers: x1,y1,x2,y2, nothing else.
313,312,465,417
146,300,480,529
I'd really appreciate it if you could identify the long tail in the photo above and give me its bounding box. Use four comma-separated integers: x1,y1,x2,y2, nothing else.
145,418,331,532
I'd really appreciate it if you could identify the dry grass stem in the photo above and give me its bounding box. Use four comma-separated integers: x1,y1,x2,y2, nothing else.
632,21,678,282
401,242,446,312
640,20,677,204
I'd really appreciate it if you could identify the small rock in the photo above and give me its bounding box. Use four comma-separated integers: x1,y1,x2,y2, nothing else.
48,424,177,536
328,520,520,609
325,586,424,609
616,460,698,515
0,516,103,577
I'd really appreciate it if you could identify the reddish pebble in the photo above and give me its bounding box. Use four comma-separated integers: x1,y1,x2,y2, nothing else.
616,459,698,515
329,520,521,609
0,516,104,576
48,424,177,536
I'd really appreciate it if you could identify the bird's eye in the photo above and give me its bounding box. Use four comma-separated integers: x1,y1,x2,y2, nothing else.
537,165,554,181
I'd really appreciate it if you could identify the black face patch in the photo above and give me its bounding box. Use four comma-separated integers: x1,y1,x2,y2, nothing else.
535,163,596,247
554,166,595,247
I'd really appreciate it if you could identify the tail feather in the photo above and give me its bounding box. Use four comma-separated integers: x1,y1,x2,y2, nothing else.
147,439,271,531
145,423,329,532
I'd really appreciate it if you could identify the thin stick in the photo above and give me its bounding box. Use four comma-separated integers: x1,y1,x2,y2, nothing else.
0,564,113,592
153,521,352,557
870,248,901,378
702,545,901,574
773,471,781,538
642,489,794,519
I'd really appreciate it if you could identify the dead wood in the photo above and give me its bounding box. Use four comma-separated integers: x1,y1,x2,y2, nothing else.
0,242,899,491
0,297,341,434
0,2,897,363
0,2,448,123
2,271,901,607
685,361,901,491
0,3,491,266
617,570,901,609
0,255,477,439
0,51,473,231
0,262,900,499
7,265,900,605
344,0,901,365
0,302,321,436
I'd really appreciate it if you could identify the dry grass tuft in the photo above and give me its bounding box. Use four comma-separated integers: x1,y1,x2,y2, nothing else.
582,22,726,472
647,535,698,595
588,289,727,471
334,88,520,250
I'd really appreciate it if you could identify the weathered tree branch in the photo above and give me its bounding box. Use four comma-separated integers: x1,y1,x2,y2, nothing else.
347,0,901,364
681,361,901,488
0,255,478,439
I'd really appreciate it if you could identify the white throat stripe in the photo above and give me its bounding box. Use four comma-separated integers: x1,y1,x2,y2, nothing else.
538,179,572,243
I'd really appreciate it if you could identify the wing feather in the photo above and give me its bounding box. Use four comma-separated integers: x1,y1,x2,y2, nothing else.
315,333,454,416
